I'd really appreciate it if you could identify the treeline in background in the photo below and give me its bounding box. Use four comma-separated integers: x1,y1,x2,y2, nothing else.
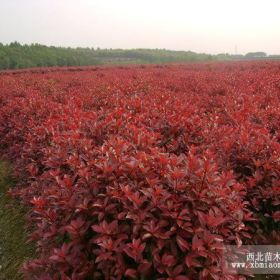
0,42,279,70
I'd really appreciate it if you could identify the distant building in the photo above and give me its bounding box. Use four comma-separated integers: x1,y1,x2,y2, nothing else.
245,52,267,59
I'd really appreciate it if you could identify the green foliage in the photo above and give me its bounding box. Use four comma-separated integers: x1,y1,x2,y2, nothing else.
0,42,215,70
0,42,278,70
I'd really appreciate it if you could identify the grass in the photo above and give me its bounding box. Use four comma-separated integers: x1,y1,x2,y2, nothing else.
0,161,35,280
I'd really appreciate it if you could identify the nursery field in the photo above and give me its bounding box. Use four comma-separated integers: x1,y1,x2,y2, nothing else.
0,62,280,279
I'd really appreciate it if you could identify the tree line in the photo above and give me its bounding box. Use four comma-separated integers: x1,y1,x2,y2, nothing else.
0,42,214,70
0,42,279,70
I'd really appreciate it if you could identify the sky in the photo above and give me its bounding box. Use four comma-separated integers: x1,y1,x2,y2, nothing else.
0,0,280,55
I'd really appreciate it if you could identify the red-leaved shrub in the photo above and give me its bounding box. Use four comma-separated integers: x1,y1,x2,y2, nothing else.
0,62,279,279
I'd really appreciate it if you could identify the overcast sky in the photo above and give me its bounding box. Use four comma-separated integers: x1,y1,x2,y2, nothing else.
0,0,279,54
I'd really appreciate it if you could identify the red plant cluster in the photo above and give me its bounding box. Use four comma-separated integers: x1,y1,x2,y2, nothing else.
0,62,280,280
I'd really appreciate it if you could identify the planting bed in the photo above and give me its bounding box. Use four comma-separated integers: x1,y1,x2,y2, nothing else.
0,62,279,279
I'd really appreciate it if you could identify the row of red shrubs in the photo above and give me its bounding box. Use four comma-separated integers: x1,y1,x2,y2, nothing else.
0,62,279,279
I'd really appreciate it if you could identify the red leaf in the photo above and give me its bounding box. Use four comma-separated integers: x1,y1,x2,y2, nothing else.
125,269,138,279
176,235,189,252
